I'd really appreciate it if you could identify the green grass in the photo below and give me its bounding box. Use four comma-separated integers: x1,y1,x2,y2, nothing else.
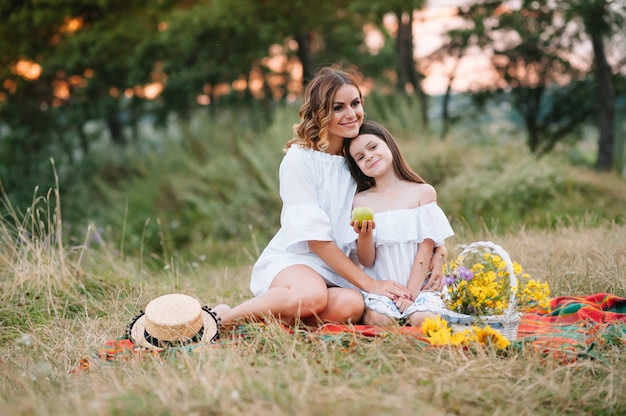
1,187,625,414
1,100,626,415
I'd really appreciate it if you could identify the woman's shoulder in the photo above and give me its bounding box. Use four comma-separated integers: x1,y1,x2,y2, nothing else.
284,145,346,167
283,145,313,165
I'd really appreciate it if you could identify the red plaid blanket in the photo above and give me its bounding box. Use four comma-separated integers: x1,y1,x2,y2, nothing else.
316,292,626,363
70,293,626,373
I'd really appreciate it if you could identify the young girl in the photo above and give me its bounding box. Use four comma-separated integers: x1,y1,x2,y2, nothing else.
213,67,414,327
343,120,461,327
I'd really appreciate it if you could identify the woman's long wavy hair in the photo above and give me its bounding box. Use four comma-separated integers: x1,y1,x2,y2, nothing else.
343,120,425,192
285,66,363,152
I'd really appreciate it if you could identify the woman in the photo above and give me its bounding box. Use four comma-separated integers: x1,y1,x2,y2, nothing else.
214,66,415,327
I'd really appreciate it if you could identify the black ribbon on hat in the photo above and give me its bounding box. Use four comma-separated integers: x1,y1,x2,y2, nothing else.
144,325,205,349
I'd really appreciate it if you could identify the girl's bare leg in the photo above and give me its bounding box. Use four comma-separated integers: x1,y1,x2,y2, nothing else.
408,311,438,327
214,265,329,326
361,308,396,326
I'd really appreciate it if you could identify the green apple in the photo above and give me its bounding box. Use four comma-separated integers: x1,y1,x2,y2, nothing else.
351,206,374,227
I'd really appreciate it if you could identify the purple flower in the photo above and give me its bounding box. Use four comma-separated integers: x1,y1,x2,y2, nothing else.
443,274,457,286
458,266,474,281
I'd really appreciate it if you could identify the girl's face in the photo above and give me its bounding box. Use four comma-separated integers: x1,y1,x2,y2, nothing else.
326,84,364,145
348,133,393,178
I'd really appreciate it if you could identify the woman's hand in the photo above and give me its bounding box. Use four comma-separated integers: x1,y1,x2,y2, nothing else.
364,279,413,301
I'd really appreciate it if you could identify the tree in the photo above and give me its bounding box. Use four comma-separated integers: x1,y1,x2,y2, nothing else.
1,0,420,214
351,0,429,128
424,1,504,140
565,0,626,172
494,1,597,154
0,1,169,183
150,0,281,122
434,1,595,155
252,0,365,87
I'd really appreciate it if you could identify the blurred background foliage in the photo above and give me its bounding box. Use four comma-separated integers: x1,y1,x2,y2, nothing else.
1,0,625,267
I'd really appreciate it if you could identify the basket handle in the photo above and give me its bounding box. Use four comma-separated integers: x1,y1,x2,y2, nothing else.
456,241,518,313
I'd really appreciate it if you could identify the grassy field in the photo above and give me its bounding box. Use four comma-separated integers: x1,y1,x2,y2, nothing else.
1,101,625,415
1,191,625,415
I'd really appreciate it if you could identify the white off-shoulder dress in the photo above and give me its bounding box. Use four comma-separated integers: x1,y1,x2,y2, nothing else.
346,203,470,321
249,145,357,296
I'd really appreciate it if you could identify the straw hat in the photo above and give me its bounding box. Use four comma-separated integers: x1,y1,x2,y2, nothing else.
127,294,219,350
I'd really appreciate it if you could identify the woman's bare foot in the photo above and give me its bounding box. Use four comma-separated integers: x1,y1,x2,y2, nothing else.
211,304,232,322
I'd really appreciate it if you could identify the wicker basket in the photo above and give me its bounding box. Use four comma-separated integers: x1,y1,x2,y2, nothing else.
448,241,521,341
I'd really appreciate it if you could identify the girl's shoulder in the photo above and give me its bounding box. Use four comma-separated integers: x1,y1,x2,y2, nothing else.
353,182,436,212
352,189,371,208
413,182,437,204
396,181,437,206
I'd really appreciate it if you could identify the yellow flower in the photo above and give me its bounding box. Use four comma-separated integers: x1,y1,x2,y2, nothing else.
421,317,457,346
473,326,510,349
451,329,475,345
421,319,510,349
421,316,448,337
429,330,453,346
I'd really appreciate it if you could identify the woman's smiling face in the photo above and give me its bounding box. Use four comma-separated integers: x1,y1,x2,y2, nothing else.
326,84,364,147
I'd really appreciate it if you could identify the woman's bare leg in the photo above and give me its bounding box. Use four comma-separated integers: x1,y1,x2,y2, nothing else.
214,265,328,326
311,287,364,325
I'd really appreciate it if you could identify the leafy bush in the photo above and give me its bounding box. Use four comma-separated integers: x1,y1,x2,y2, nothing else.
31,97,625,268
401,139,471,187
84,108,289,266
437,144,568,231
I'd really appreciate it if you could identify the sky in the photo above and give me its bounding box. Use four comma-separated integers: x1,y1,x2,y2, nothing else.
380,1,498,95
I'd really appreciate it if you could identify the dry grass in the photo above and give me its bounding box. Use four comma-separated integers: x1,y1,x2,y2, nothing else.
1,193,625,415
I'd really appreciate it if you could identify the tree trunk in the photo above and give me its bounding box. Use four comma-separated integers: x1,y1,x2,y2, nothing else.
106,115,126,146
396,11,411,93
441,82,452,140
526,118,540,154
591,33,615,171
396,11,429,130
441,46,465,140
77,124,89,156
516,86,544,154
295,29,315,87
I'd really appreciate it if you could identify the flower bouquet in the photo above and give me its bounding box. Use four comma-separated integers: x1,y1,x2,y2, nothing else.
442,241,551,341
